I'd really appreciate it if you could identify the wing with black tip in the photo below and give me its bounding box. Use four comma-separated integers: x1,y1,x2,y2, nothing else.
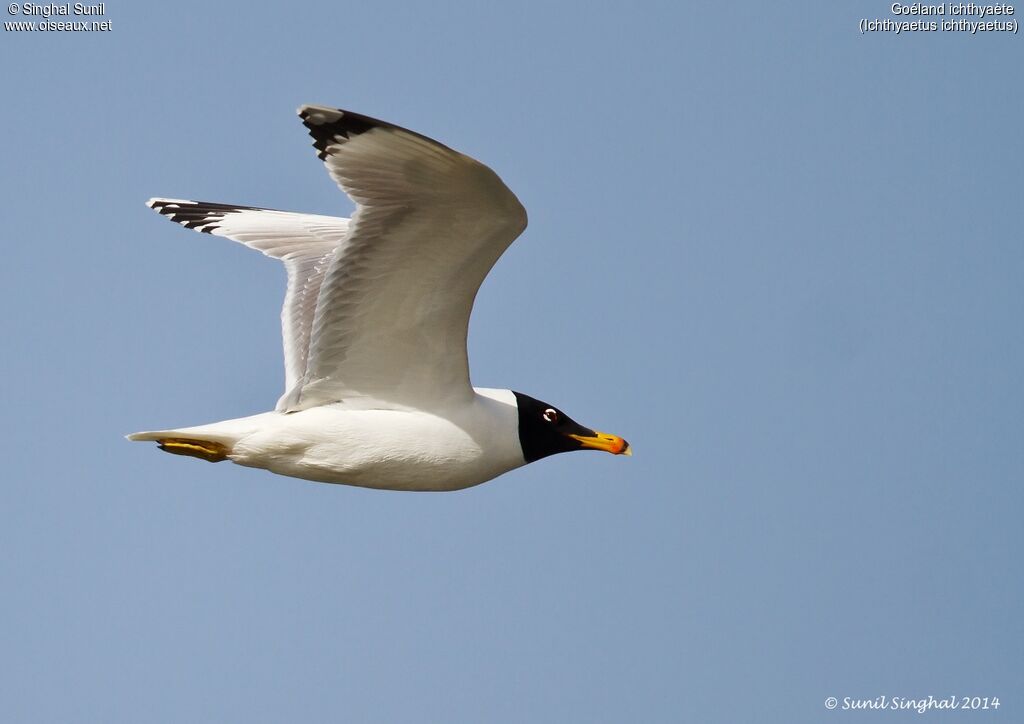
146,198,349,397
279,105,528,411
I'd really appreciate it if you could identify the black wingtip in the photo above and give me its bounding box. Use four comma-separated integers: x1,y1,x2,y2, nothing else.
146,199,263,234
297,105,382,160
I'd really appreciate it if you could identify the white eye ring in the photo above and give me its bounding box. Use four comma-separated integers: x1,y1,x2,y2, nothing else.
543,408,559,423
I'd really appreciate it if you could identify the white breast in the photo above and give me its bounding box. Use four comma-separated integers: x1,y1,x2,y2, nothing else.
228,388,525,491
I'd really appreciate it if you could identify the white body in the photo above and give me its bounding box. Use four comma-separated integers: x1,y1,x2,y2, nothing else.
132,389,526,491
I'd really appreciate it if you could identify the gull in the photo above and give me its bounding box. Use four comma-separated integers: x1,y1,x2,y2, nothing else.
128,105,630,491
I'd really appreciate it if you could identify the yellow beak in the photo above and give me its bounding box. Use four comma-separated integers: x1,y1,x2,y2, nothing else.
569,431,632,456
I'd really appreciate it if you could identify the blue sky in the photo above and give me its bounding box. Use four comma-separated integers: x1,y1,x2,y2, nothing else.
1,2,1021,722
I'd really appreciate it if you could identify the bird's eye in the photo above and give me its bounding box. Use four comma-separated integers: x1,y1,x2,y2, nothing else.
543,408,559,424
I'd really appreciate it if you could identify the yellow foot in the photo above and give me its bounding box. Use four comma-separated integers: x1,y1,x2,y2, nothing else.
156,438,230,463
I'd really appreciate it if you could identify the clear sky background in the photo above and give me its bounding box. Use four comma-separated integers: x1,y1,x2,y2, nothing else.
1,2,1021,722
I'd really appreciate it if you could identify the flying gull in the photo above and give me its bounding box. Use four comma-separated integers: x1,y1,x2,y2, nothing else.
128,105,630,491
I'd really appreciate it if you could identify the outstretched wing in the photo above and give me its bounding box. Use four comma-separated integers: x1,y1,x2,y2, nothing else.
280,106,528,412
146,199,349,396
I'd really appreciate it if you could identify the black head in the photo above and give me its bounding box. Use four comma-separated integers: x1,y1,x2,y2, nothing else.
513,391,631,463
